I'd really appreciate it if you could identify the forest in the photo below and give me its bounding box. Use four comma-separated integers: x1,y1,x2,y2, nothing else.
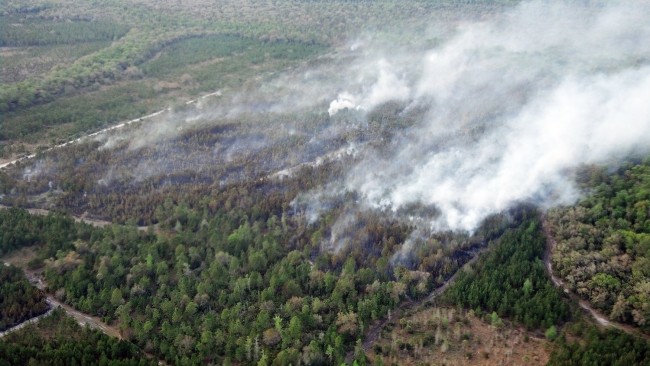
0,308,154,366
0,264,49,331
0,186,492,364
0,0,503,151
547,324,650,366
547,159,650,333
2,1,650,365
443,212,571,331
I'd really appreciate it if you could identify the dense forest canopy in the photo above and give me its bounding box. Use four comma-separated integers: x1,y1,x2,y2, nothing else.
548,159,650,332
444,213,571,330
0,264,49,331
0,308,155,366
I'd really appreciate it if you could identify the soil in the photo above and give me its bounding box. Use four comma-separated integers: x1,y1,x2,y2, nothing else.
366,306,550,366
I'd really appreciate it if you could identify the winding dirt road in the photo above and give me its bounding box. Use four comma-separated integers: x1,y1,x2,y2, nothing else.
0,204,156,340
541,216,650,341
0,260,122,340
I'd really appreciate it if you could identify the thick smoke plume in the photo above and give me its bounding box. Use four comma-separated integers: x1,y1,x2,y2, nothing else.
22,1,650,240
331,0,650,232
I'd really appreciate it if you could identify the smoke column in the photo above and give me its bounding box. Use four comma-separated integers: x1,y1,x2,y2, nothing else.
330,0,650,232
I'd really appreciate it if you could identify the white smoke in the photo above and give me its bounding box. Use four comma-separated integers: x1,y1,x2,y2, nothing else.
328,59,411,115
328,92,358,116
330,0,650,232
40,0,650,238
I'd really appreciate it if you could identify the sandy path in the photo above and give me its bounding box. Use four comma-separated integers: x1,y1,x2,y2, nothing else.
541,216,650,340
0,261,121,339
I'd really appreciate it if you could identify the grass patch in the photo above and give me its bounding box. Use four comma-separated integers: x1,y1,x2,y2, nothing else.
1,36,325,144
141,34,260,77
1,41,112,84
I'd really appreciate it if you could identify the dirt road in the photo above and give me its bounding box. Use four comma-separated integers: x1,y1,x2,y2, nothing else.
541,216,650,340
0,204,156,232
0,260,123,340
0,90,222,171
0,306,55,339
46,296,122,339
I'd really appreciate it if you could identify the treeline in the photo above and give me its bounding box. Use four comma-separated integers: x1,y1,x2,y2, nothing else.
0,174,489,366
0,207,80,258
444,211,571,330
0,34,323,142
0,265,49,331
0,308,154,366
548,159,650,332
0,17,129,47
0,31,162,114
548,325,650,366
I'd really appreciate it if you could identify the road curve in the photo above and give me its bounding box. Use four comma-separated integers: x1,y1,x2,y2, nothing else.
541,216,650,340
0,262,121,339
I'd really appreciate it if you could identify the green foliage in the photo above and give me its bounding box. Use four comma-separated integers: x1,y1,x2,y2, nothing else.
523,278,533,296
3,199,406,364
489,311,503,328
0,308,154,366
2,41,112,85
0,0,505,145
1,82,155,141
545,325,558,340
0,35,322,143
141,34,259,77
444,212,570,330
548,326,650,366
0,265,49,331
0,208,78,257
549,159,650,332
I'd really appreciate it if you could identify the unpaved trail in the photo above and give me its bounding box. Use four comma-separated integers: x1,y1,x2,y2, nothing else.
0,212,164,362
46,296,123,339
0,261,123,340
0,205,155,340
0,298,122,340
0,90,222,171
2,265,165,363
541,216,650,341
6,261,166,364
0,304,55,339
0,204,155,232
